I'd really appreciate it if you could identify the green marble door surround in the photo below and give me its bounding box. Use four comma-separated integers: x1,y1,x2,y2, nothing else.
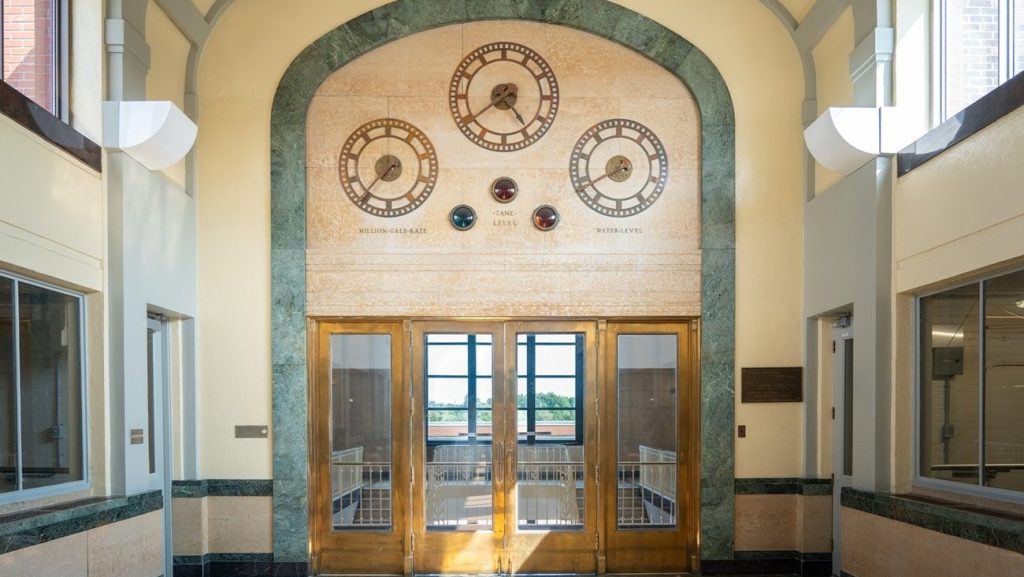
270,0,735,564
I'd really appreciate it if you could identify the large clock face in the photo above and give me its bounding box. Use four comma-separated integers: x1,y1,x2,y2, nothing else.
338,118,438,217
569,119,669,218
449,42,559,152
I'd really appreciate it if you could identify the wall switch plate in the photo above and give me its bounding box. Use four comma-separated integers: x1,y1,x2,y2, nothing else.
130,429,144,444
738,425,746,438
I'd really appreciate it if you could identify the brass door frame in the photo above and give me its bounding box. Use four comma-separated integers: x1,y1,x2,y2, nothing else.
309,321,410,575
309,317,700,576
502,320,600,574
601,321,701,574
411,320,507,574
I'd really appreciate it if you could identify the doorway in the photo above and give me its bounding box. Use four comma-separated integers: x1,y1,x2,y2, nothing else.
831,317,853,576
309,319,698,575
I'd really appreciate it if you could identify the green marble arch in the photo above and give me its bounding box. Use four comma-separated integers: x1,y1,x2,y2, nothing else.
270,0,735,563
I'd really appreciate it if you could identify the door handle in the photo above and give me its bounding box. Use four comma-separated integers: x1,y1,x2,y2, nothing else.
507,445,515,484
494,440,502,484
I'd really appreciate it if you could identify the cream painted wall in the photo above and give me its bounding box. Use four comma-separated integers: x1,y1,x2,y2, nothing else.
196,0,806,478
146,1,192,187
812,6,855,195
781,0,817,23
0,116,103,291
70,0,105,140
894,105,1024,293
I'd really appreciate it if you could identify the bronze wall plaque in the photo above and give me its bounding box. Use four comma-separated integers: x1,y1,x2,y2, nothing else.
741,367,803,403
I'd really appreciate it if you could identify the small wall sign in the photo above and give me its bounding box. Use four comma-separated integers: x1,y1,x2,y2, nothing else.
741,367,803,403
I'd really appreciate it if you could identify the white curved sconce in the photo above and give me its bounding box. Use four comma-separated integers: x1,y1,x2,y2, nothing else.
103,101,198,171
803,107,880,176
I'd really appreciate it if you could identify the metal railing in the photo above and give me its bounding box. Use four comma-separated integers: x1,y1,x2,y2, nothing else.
332,449,392,529
426,461,493,529
617,446,676,527
517,461,583,527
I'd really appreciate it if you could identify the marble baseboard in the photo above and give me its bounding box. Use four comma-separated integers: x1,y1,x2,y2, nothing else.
0,490,162,555
172,553,305,577
172,480,274,498
841,487,1024,554
735,477,833,495
701,551,831,576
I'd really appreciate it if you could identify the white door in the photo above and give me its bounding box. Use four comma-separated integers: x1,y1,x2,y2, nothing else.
831,318,853,577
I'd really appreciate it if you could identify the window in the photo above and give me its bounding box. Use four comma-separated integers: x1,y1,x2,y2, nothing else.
1,0,66,116
423,333,584,444
0,271,86,501
918,269,1024,497
938,0,1024,120
516,333,583,444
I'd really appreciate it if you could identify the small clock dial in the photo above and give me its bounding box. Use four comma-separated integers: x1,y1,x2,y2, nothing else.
338,118,438,217
449,42,559,152
569,119,668,218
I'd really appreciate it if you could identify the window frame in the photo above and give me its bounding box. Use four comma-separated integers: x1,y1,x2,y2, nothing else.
935,0,1024,122
0,269,89,505
913,266,1024,504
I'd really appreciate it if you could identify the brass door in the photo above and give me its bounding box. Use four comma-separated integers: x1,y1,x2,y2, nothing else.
411,321,506,573
411,320,598,574
311,318,698,575
601,321,700,573
310,322,410,575
501,321,599,574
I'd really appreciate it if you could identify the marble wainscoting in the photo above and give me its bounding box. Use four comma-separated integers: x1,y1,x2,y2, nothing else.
171,480,305,577
840,488,1024,577
701,478,833,576
0,491,164,577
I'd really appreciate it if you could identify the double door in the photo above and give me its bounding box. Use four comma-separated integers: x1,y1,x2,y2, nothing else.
310,319,698,575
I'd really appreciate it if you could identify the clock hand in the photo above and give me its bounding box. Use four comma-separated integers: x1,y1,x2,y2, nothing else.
575,161,631,192
364,161,398,192
507,102,526,125
469,85,515,122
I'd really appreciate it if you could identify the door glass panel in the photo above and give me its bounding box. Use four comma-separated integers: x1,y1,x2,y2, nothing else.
617,334,677,528
425,333,493,530
330,334,392,529
843,338,854,476
516,333,584,529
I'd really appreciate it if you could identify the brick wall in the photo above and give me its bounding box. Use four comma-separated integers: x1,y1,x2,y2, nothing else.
944,0,1001,116
2,0,55,114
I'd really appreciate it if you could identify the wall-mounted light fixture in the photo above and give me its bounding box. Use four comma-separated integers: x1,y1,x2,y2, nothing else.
803,107,920,176
103,101,198,171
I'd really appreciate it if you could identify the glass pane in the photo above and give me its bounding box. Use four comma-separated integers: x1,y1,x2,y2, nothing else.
18,283,83,490
919,283,981,485
0,278,14,494
617,334,677,528
943,0,1002,118
147,328,156,475
427,339,468,376
843,339,853,477
983,271,1024,491
515,331,584,530
476,378,492,408
425,333,494,530
427,410,469,439
427,378,468,408
1,0,57,114
475,342,492,377
330,334,392,529
536,378,576,407
536,410,576,439
535,344,574,375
